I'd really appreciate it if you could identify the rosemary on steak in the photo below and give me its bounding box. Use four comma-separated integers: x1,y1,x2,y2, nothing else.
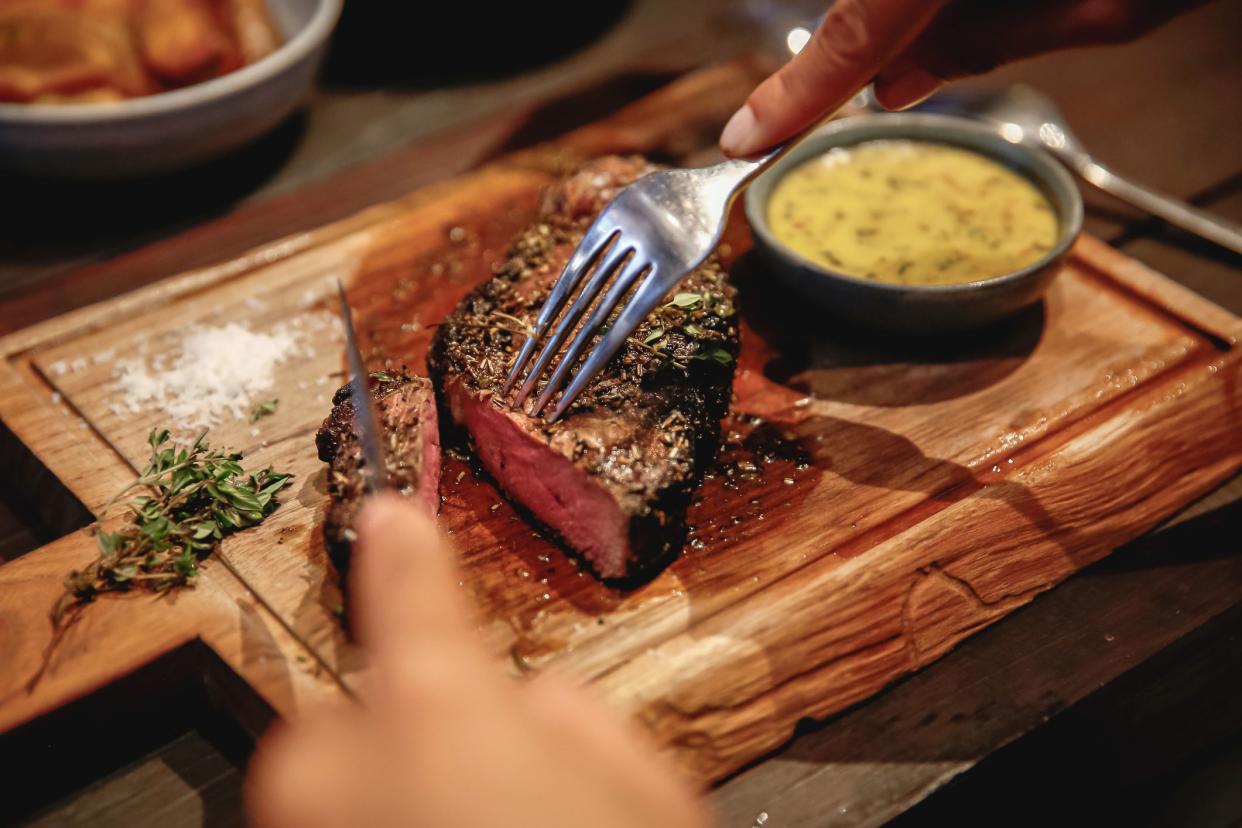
636,291,735,367
52,428,292,625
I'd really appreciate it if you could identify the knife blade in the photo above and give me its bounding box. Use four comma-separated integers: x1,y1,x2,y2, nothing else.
335,280,387,493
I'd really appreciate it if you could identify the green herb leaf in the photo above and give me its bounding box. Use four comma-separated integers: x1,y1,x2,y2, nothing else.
258,474,291,497
249,399,279,423
173,549,197,579
669,292,702,309
369,371,394,383
683,323,706,338
112,563,139,582
692,347,734,366
52,428,293,627
96,531,119,556
642,327,665,345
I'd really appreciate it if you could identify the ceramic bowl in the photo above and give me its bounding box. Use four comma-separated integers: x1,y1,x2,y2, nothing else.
0,0,342,178
744,112,1083,333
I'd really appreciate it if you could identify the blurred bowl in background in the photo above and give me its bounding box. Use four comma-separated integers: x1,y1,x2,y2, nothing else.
321,2,630,87
0,0,341,179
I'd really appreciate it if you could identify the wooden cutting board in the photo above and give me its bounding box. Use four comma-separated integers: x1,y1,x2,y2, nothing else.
2,59,1240,785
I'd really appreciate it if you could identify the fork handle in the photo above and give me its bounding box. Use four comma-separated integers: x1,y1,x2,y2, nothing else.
726,106,863,187
1071,157,1242,256
716,139,813,191
711,151,787,190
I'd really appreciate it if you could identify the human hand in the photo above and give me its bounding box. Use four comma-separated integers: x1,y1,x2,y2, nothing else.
246,494,713,828
721,0,1208,156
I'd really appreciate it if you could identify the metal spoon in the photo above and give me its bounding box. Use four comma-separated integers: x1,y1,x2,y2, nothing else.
781,19,1241,255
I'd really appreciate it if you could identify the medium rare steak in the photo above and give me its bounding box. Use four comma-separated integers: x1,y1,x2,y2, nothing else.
316,372,441,572
429,156,738,579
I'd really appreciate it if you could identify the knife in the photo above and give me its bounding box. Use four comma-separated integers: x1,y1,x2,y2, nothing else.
335,280,387,493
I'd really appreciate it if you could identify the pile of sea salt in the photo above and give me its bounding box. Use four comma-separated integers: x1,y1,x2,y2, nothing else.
113,320,309,431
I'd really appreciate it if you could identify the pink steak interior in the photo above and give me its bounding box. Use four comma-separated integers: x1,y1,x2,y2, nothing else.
446,380,631,578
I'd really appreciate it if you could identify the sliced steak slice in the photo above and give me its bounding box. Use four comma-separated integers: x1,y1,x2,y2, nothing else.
316,372,441,573
429,156,738,580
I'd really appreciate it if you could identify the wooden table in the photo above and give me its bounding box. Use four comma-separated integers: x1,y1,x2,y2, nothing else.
2,1,1240,825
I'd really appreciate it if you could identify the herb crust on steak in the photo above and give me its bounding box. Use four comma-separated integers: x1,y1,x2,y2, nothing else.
429,156,738,579
316,372,440,573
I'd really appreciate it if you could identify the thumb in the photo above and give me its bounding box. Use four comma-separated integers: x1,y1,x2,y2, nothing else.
721,0,947,156
351,493,475,665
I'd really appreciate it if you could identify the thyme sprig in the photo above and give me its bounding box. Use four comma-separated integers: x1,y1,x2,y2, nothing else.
627,334,687,370
52,429,292,625
634,291,735,368
443,311,532,341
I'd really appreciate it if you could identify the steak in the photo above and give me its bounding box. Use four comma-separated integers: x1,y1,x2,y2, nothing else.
316,372,441,572
429,156,738,580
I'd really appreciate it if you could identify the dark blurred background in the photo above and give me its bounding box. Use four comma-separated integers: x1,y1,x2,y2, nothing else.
0,0,791,311
2,2,1241,826
321,3,632,86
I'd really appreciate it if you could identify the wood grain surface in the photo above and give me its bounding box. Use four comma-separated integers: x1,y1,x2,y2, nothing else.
1,56,1239,792
0,527,344,735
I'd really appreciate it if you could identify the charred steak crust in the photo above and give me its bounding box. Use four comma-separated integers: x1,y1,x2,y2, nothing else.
316,372,440,573
429,156,738,579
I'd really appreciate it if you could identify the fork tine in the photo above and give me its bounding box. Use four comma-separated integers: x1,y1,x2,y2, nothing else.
513,241,635,405
502,224,618,393
545,264,673,423
534,259,653,418
530,256,649,416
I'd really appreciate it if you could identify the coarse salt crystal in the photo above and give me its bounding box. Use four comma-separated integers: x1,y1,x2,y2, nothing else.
49,360,68,376
50,391,62,404
114,321,301,430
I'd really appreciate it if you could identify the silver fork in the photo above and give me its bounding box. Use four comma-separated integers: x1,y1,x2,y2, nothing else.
502,148,789,422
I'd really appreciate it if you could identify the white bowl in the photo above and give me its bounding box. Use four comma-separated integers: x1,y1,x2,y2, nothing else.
0,0,341,178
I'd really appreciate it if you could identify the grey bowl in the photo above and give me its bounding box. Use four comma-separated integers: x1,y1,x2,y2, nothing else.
744,113,1083,334
0,0,341,178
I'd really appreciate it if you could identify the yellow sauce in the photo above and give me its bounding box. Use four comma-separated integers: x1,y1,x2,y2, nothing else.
767,140,1059,285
